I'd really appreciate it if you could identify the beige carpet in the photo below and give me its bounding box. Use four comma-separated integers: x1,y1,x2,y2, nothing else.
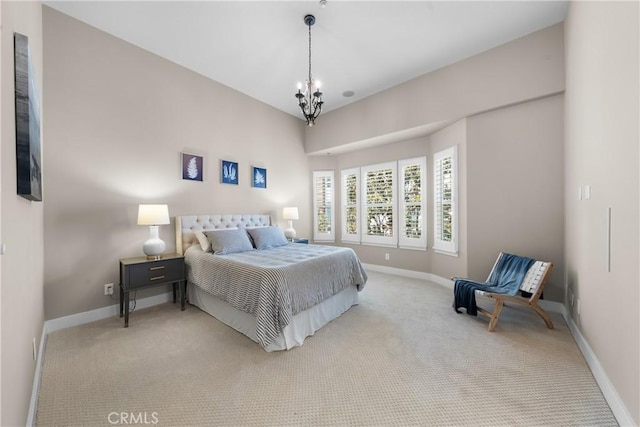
36,271,617,426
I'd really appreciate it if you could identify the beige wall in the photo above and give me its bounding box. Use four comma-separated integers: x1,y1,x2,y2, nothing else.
467,94,565,301
564,1,639,423
1,2,44,425
304,23,565,154
42,7,307,320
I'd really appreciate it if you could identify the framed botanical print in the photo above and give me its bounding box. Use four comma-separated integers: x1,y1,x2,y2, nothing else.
252,166,266,189
182,153,203,181
221,160,238,185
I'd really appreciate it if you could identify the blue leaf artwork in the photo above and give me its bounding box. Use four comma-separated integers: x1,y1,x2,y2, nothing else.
182,153,203,181
252,167,267,189
221,160,238,185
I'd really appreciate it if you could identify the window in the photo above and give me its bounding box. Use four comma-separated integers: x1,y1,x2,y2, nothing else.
313,170,335,241
339,157,427,249
341,168,360,243
398,157,427,249
433,146,457,255
361,162,397,247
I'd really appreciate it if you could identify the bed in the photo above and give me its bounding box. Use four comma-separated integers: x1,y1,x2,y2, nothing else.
176,214,367,351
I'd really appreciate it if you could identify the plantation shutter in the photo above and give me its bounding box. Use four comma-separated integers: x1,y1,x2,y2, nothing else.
341,168,360,243
433,146,457,255
398,157,427,249
361,162,397,246
313,170,335,242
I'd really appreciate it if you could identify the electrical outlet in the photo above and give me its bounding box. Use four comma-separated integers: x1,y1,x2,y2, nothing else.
104,283,114,295
385,253,390,261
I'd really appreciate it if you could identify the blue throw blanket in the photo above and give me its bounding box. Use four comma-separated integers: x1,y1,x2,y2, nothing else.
454,253,535,316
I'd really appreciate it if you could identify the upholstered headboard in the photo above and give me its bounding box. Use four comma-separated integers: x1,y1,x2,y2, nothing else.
175,214,271,255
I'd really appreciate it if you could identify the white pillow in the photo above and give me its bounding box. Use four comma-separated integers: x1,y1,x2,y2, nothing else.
194,227,238,252
194,230,211,252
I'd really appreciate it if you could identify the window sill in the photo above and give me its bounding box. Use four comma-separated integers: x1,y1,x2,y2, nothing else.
434,249,458,257
398,245,427,251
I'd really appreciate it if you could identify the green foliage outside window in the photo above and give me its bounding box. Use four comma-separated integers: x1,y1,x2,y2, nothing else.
403,164,422,239
366,169,393,237
345,174,358,234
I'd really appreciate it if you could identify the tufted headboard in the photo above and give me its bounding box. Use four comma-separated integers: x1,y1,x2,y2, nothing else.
175,214,271,255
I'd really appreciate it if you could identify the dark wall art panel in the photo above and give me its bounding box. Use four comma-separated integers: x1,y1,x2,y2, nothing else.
182,153,203,182
14,32,42,201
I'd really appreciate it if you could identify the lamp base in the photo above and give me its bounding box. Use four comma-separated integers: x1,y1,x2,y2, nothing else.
143,226,166,259
284,227,296,242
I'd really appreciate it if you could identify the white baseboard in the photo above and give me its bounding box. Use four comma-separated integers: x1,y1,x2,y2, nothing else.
26,322,48,427
364,263,634,426
44,291,174,334
27,291,173,427
362,263,453,289
561,311,635,426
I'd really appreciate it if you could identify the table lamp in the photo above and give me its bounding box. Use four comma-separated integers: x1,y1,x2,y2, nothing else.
283,207,299,241
137,204,170,259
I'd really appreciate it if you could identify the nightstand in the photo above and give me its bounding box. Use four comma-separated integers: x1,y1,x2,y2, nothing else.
119,253,186,327
292,238,309,244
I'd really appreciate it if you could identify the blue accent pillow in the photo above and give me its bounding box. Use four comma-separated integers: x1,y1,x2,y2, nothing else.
204,229,254,255
247,226,289,250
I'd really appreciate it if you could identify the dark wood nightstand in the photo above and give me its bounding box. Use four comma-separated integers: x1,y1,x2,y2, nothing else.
119,253,186,327
292,238,309,244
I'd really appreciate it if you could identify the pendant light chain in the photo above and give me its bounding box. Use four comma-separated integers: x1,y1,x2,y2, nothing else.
308,21,313,83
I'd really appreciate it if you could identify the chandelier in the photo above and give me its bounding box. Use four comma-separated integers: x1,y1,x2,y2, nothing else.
295,14,323,127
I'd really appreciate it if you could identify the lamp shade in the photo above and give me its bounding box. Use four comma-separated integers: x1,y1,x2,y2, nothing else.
137,204,170,225
282,207,299,220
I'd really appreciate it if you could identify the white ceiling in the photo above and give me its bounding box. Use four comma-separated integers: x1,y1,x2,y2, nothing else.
44,1,568,121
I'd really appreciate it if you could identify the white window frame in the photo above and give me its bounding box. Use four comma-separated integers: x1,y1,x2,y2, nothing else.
312,170,335,242
341,167,360,244
360,162,397,247
433,146,458,255
398,157,427,250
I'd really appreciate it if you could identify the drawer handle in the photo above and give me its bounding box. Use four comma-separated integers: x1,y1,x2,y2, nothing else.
149,275,165,281
149,266,165,271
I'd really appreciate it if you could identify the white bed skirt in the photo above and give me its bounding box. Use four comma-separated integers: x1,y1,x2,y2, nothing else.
187,282,359,351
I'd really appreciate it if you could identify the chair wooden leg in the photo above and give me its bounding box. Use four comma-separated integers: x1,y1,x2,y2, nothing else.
531,304,554,329
487,299,504,332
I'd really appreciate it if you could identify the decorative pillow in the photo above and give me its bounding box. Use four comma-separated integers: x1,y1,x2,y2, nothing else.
204,228,253,255
194,228,238,252
247,226,289,250
194,230,211,252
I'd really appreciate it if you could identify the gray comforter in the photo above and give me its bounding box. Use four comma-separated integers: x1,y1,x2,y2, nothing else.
184,243,367,347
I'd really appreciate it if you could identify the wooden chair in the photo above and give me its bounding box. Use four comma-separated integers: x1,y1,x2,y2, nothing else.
455,252,554,332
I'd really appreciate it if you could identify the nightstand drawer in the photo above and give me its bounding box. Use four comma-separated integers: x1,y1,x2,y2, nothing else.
124,258,184,290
